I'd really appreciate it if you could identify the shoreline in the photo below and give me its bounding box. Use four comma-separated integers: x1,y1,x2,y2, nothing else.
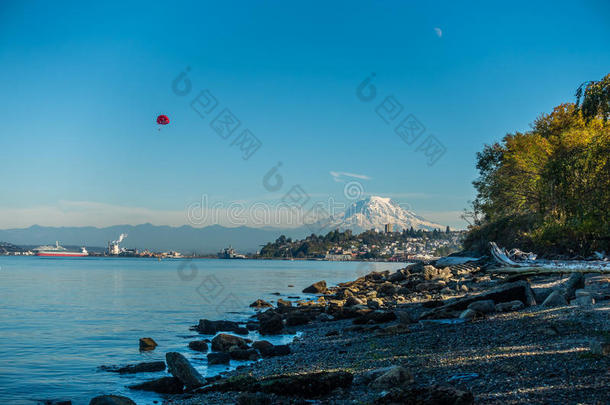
160,259,610,404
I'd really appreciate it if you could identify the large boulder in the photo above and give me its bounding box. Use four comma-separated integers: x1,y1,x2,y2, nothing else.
257,310,284,335
165,352,206,390
303,280,327,294
420,280,536,319
89,396,136,405
353,310,397,325
196,319,248,335
495,300,524,312
370,366,413,389
211,333,248,352
252,340,291,357
276,299,293,309
128,377,184,394
285,311,311,326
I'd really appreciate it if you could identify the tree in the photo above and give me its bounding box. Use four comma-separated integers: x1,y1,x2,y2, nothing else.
576,73,610,122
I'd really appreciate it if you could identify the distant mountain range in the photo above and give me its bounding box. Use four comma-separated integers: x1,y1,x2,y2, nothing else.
0,196,446,253
319,196,445,233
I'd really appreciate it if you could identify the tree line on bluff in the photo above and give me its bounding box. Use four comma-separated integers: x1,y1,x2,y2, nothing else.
463,73,610,256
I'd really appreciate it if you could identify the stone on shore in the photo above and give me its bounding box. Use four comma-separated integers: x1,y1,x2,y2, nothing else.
459,309,478,320
188,340,209,352
207,352,231,365
138,337,157,351
252,340,291,357
196,319,248,335
165,352,206,390
276,299,292,309
353,310,397,325
128,377,184,394
370,366,414,389
89,396,136,405
542,290,568,307
257,310,284,335
211,333,248,352
229,348,261,361
467,300,496,314
249,299,272,308
303,280,327,294
495,300,525,312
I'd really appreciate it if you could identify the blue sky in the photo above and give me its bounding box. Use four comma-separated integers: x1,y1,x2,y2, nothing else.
1,0,609,229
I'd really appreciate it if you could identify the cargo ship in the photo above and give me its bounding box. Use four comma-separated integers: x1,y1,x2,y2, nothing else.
34,241,89,257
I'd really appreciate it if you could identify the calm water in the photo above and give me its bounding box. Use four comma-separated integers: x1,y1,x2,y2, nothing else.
0,257,403,405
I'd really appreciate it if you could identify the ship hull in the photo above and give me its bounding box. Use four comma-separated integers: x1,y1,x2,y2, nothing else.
36,252,88,257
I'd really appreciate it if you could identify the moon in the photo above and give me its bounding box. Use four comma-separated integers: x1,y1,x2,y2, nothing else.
434,27,443,38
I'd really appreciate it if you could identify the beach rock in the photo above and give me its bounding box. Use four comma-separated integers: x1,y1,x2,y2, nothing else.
128,376,184,394
542,290,568,307
420,280,536,319
375,385,474,405
285,311,311,326
571,294,595,306
204,371,353,398
165,352,206,389
188,340,209,352
317,313,334,322
416,281,446,292
367,298,384,309
495,300,525,312
252,340,291,357
196,319,248,335
89,395,136,405
590,340,610,356
230,348,260,361
353,310,397,325
424,265,452,281
387,270,407,283
211,334,248,352
377,282,397,296
467,300,496,314
276,299,292,309
100,361,166,374
563,273,585,300
303,280,327,294
370,366,413,389
257,311,284,335
459,309,478,320
249,299,272,309
138,337,157,351
345,296,365,306
207,352,231,365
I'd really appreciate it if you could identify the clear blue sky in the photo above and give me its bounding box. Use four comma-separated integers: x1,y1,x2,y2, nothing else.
1,0,609,229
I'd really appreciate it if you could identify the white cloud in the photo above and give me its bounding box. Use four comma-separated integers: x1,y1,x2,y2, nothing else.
330,171,372,183
434,27,443,38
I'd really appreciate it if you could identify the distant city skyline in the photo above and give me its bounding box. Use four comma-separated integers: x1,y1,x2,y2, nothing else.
1,1,609,230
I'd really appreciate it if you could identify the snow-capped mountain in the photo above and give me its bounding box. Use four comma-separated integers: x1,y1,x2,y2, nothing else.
320,196,445,233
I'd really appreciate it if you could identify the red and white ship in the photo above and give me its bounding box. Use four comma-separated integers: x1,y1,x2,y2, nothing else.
35,241,89,257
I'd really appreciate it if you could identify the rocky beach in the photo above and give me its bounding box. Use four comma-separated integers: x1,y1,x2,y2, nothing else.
94,257,610,405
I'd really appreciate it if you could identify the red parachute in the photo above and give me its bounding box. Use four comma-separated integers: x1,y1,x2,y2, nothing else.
156,114,170,125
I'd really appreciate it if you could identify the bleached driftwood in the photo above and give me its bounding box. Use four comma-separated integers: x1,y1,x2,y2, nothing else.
490,266,610,275
489,242,539,267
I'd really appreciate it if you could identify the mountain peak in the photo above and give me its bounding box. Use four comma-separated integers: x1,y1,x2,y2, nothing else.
324,196,444,233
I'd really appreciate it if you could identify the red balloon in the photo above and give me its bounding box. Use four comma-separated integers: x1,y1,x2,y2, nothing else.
156,114,170,125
